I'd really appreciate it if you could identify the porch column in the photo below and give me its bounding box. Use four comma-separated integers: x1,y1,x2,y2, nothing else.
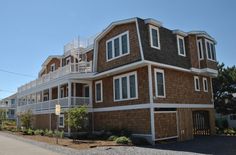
68,81,72,136
49,88,52,130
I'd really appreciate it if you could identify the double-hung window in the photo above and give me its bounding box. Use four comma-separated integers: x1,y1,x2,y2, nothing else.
154,69,166,97
50,63,55,72
113,72,138,101
194,76,200,91
59,114,64,128
95,81,103,103
106,31,130,61
205,40,216,61
149,25,160,49
197,39,204,60
177,35,186,56
203,77,208,92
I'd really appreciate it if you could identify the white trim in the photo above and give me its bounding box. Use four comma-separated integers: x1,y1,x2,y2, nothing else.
106,31,130,62
203,77,208,92
154,69,166,98
144,60,191,73
156,136,178,141
50,63,56,72
149,25,161,50
135,19,144,60
205,39,216,61
197,39,204,60
132,134,152,137
176,35,186,57
113,71,138,102
92,103,214,112
172,30,188,37
95,80,103,103
144,18,162,27
153,103,214,108
194,76,200,91
148,65,155,141
154,111,177,114
59,114,64,128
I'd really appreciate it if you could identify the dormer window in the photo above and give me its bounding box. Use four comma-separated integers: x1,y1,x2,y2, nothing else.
50,63,55,72
106,31,130,61
177,35,186,57
66,57,70,65
149,25,160,50
197,39,204,60
205,39,216,61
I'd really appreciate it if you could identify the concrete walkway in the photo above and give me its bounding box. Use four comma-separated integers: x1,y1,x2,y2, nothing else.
0,134,62,155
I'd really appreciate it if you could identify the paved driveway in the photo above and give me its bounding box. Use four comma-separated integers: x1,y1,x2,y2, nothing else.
0,133,62,155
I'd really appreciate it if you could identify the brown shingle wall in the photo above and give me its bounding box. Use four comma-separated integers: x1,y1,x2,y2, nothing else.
46,58,61,74
152,66,212,104
154,112,178,139
186,35,199,68
93,109,151,134
137,19,190,69
97,22,141,73
93,66,150,108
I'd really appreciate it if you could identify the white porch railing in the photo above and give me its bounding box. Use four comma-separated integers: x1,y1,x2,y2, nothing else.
18,62,92,93
17,97,90,114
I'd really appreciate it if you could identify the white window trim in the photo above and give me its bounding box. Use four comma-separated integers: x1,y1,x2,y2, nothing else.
106,31,130,62
66,57,71,65
177,35,186,57
59,114,64,128
95,80,103,103
194,76,200,91
205,39,216,62
149,25,161,50
154,68,166,98
197,39,204,60
83,85,89,97
203,77,208,92
113,71,138,102
50,63,56,72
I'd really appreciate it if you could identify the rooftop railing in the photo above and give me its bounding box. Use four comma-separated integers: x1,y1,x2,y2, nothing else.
18,61,92,93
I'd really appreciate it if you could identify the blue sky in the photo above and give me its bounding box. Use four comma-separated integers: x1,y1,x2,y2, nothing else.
0,0,235,99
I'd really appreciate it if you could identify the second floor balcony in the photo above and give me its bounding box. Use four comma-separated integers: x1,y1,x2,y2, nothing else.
18,61,93,93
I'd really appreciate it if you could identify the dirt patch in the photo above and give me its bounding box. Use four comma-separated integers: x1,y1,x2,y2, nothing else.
7,131,120,150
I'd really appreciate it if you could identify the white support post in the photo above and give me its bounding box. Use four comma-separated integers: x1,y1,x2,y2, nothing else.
148,64,155,144
49,88,52,130
68,81,72,136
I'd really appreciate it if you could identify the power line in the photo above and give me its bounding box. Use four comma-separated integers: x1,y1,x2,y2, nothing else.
0,89,16,93
0,68,36,78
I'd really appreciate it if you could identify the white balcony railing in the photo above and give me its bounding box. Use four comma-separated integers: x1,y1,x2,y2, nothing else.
17,97,90,114
18,62,92,93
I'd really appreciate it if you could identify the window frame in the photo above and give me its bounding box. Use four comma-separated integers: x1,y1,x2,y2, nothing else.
149,25,161,50
113,71,138,102
177,35,186,57
203,77,208,92
50,63,56,72
205,39,216,61
154,68,166,98
59,114,64,128
194,76,200,91
106,31,130,62
197,39,204,60
95,80,103,103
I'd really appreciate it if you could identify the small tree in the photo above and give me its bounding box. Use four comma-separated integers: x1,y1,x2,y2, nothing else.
20,110,33,129
66,106,88,140
0,109,7,128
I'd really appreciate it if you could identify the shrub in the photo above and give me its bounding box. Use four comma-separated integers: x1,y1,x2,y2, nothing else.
45,129,53,137
108,135,118,141
115,136,130,144
34,129,44,136
130,136,150,146
54,130,64,138
27,129,34,135
20,110,33,129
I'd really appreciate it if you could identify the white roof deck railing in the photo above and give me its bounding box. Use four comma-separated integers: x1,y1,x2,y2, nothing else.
18,61,93,93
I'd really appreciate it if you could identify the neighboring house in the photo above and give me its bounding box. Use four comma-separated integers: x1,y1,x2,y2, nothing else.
16,17,218,143
0,93,17,120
